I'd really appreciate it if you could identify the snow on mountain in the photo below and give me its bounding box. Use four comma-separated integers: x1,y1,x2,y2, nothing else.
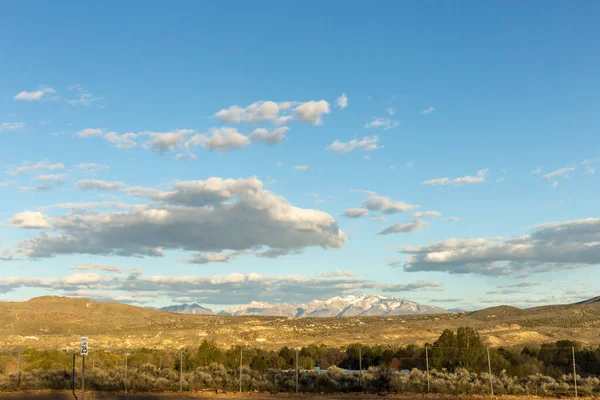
160,303,214,315
216,294,446,318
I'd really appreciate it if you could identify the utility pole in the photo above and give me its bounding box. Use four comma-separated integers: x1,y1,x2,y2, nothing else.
425,346,430,392
239,347,243,393
295,348,299,393
486,347,493,396
572,347,578,398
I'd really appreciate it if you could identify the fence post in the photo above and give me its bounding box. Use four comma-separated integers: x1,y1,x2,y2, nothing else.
239,347,243,393
81,354,85,400
71,354,76,392
16,352,21,389
425,346,430,392
572,346,578,398
295,348,299,393
125,353,129,393
179,351,183,392
486,347,494,396
359,346,363,389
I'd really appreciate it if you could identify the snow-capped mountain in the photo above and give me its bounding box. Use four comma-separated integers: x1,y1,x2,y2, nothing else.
217,294,446,318
160,303,214,315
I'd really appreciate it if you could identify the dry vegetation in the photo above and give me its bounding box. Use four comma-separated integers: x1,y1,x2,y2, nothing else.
1,296,600,351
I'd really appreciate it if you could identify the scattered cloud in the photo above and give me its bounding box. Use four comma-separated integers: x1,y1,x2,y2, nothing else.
498,282,541,288
343,208,369,218
543,167,575,180
215,100,330,126
401,217,600,276
422,169,489,186
143,129,194,154
405,161,415,168
8,211,52,229
14,87,56,101
316,270,356,278
496,177,507,183
248,127,289,146
413,211,442,218
552,181,559,188
77,128,104,138
294,165,313,172
76,179,125,190
364,117,399,131
421,106,435,115
186,127,249,153
7,160,65,176
531,167,542,175
377,220,430,235
15,177,347,259
66,84,101,106
103,132,138,149
584,166,595,175
0,122,25,132
75,163,109,174
326,136,381,153
386,107,396,116
445,217,461,222
336,93,348,110
36,174,65,183
371,216,387,223
72,264,142,275
294,100,331,125
361,191,418,214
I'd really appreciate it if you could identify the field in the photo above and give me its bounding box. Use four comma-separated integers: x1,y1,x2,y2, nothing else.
1,296,600,351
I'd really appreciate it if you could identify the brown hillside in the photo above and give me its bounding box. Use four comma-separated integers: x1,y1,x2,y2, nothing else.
1,296,600,351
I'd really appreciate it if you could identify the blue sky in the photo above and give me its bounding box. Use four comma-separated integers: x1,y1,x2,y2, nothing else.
0,1,599,311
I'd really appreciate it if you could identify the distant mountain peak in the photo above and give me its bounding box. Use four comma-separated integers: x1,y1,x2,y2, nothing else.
160,303,214,315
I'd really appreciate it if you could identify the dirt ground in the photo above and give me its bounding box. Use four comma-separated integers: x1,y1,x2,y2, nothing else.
0,391,590,400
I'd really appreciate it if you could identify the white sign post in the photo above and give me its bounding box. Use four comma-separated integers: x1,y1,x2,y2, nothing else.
80,337,88,400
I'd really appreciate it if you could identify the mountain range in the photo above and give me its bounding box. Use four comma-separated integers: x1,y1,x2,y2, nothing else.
159,294,447,318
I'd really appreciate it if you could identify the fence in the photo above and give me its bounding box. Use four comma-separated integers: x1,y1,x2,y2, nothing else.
0,346,598,396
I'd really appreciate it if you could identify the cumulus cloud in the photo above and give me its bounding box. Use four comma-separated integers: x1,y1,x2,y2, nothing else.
543,167,576,180
103,132,138,149
421,106,435,115
77,128,103,137
38,201,141,212
182,251,246,264
422,169,489,186
294,100,330,125
143,129,194,153
37,174,65,182
336,93,348,110
7,160,65,176
186,127,249,153
0,122,25,131
343,208,369,218
76,163,109,174
294,165,313,172
14,177,347,259
326,136,381,153
377,220,430,235
8,211,52,229
14,87,56,101
76,179,125,190
413,211,442,218
400,217,600,276
361,191,418,214
0,271,441,305
364,117,399,131
248,127,289,146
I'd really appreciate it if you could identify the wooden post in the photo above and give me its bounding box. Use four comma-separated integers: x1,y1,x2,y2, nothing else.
486,347,493,396
572,347,578,398
71,354,76,391
239,347,243,393
425,346,430,392
179,351,183,392
359,346,363,389
16,352,21,389
295,348,299,393
125,353,128,393
81,355,85,400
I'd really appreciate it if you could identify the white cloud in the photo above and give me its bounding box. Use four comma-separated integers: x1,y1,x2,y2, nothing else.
248,127,289,146
343,208,369,218
76,163,109,174
496,177,507,183
316,270,356,277
294,100,331,125
103,132,138,149
276,162,284,167
77,128,104,137
378,220,430,235
371,216,387,223
215,101,294,125
336,93,348,110
8,211,52,229
531,167,542,174
72,264,142,274
581,158,600,165
364,117,399,131
386,107,396,116
66,85,101,106
143,129,194,153
585,166,595,175
76,179,125,190
326,136,381,153
422,169,489,186
543,167,576,180
294,165,313,172
406,161,415,168
0,122,25,131
421,106,435,115
36,174,66,182
0,181,16,188
16,177,347,259
186,127,249,153
7,160,65,176
413,211,442,218
182,251,246,265
401,217,600,276
446,217,461,222
361,191,418,214
552,181,559,188
38,201,140,212
14,87,56,101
